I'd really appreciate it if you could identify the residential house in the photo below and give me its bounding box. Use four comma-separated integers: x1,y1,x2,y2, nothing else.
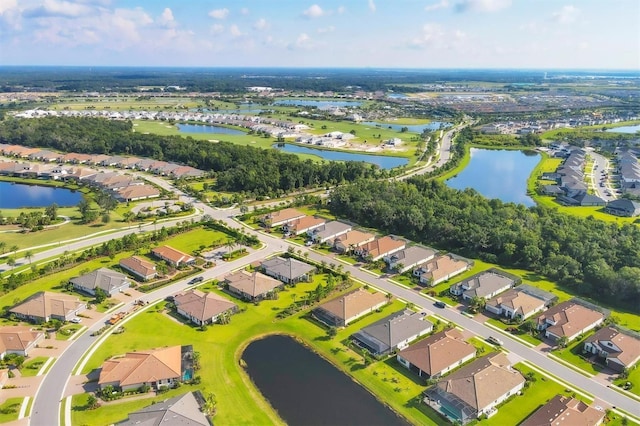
450,270,517,301
224,270,284,301
425,353,525,424
397,329,476,379
119,256,157,281
281,216,326,236
260,256,315,284
9,292,86,323
308,221,353,244
520,395,605,426
0,327,45,358
535,301,605,343
115,391,210,426
151,246,195,267
260,208,306,228
384,246,436,273
333,230,376,253
557,192,606,207
416,254,472,286
605,199,640,217
355,236,406,262
70,267,131,296
312,288,388,327
114,185,161,202
485,287,547,320
99,345,192,391
583,327,640,373
173,290,238,326
351,309,433,356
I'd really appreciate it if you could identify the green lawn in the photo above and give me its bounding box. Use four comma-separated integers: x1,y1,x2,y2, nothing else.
0,398,23,423
553,333,606,376
20,356,50,377
160,227,229,254
74,278,442,426
484,318,542,346
614,365,640,397
57,324,83,340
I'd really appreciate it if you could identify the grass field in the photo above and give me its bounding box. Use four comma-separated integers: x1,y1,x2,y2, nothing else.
157,227,229,254
0,398,23,423
614,366,640,397
20,356,50,377
552,333,606,376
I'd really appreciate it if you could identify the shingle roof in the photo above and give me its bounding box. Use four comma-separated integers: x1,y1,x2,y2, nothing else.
151,246,195,265
119,256,156,279
99,346,182,387
173,290,237,323
520,395,605,426
224,270,282,298
116,391,210,426
485,288,546,317
9,291,84,320
584,326,640,367
351,309,432,354
398,329,476,377
70,267,129,294
536,301,605,339
260,256,315,281
0,327,43,353
315,288,387,323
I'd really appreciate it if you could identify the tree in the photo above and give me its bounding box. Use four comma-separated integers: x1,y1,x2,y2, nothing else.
0,241,5,254
327,326,338,339
86,394,99,410
45,203,58,221
6,257,16,270
101,213,110,224
203,392,217,417
94,288,108,304
556,336,569,349
25,250,33,264
10,245,18,255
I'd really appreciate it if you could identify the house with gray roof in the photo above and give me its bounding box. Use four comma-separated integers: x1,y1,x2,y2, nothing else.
450,270,517,301
308,221,352,244
70,267,130,296
260,257,315,284
605,199,640,217
351,309,432,356
116,391,210,426
384,246,437,273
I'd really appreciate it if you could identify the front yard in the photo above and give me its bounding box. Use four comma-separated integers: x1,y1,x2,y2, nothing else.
553,332,607,376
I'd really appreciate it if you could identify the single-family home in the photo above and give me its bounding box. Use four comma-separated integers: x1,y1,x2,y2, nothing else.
224,270,284,301
535,301,605,343
384,246,436,273
415,254,472,286
520,395,605,426
115,391,210,426
397,329,476,379
0,327,45,359
151,246,195,267
260,208,306,228
70,267,131,296
583,327,640,373
260,257,315,284
333,230,376,253
484,287,548,320
119,256,157,281
355,236,406,262
425,353,525,424
281,216,326,236
450,270,517,301
173,290,238,326
351,309,433,356
308,221,353,244
9,291,86,323
114,185,161,202
99,345,192,391
605,199,640,217
312,288,388,327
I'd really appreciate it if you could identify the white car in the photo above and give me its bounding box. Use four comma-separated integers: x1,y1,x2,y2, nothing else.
70,317,82,324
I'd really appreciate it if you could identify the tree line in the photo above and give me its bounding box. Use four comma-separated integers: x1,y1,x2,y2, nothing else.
329,178,640,311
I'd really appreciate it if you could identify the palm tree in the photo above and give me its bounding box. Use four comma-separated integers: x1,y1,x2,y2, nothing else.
7,257,16,270
203,392,217,417
0,241,6,254
10,245,18,256
25,250,33,264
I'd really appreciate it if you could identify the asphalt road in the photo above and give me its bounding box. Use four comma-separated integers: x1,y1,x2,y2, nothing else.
589,149,617,201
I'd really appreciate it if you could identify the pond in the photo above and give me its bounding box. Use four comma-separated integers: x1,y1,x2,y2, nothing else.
446,148,540,206
242,335,409,426
273,144,408,169
362,121,451,133
273,99,363,108
176,123,246,135
0,181,83,208
605,124,640,134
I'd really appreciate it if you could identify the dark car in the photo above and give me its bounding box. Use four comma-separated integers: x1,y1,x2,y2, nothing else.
434,301,446,308
188,276,204,285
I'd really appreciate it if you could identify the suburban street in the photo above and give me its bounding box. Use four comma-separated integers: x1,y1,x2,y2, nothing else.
589,149,617,201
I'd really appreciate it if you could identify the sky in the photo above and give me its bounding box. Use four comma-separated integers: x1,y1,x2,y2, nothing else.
0,0,639,69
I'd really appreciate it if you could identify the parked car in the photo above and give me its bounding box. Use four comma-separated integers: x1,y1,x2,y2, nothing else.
70,317,82,324
487,336,504,346
188,276,204,285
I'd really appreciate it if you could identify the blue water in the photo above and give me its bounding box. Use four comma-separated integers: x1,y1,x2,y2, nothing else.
273,99,362,108
362,121,451,133
387,93,408,99
605,124,640,134
273,144,408,169
176,124,245,135
446,148,540,207
0,181,83,208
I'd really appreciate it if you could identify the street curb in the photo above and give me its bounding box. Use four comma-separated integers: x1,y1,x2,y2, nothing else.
483,321,536,348
546,353,594,377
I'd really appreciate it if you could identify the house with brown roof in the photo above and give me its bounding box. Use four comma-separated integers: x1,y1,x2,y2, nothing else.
0,326,45,358
312,288,388,327
425,353,525,424
355,236,406,262
520,395,605,426
62,153,92,164
415,254,472,286
397,329,476,379
119,256,157,281
536,301,605,343
224,270,283,301
9,291,86,323
115,184,161,202
98,345,192,391
70,267,131,296
583,327,640,373
173,290,238,326
260,208,306,228
333,230,376,253
151,246,195,267
282,216,326,236
485,287,547,321
384,245,437,273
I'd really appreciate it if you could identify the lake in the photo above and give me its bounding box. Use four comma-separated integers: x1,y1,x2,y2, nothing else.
0,181,83,208
242,335,408,426
605,124,640,134
362,121,451,133
446,148,540,206
176,123,246,135
273,99,363,108
273,144,408,169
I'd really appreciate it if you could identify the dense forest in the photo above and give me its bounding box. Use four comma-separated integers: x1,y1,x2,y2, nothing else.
0,117,383,196
329,178,640,311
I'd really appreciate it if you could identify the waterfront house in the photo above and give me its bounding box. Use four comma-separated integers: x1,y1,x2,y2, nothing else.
312,288,388,327
115,391,210,426
520,395,605,426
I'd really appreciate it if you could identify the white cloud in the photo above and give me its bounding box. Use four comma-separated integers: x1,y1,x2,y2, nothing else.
302,4,325,18
425,0,449,12
158,8,176,28
24,0,94,18
454,0,511,13
291,32,313,49
409,23,445,48
368,0,376,12
210,23,224,35
552,5,579,24
337,6,345,14
0,0,18,15
253,18,269,31
229,24,244,38
317,25,335,33
240,7,249,15
208,8,229,20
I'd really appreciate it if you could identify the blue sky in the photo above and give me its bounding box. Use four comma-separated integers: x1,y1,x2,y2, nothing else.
1,0,638,69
